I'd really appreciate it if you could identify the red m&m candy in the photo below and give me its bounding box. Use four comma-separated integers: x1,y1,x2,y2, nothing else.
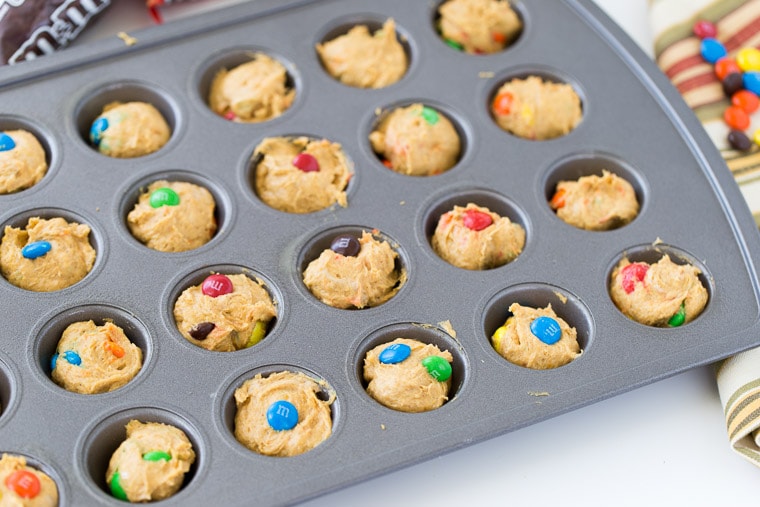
693,20,717,39
292,153,320,172
201,274,233,297
462,209,493,231
620,262,648,294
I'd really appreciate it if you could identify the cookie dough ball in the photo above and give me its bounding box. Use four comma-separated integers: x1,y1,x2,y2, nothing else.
234,371,334,457
51,321,143,394
491,303,581,369
609,255,708,327
550,170,639,230
106,420,195,503
364,338,453,413
432,203,525,270
316,18,407,88
253,136,352,213
0,216,96,292
369,103,461,176
89,101,170,158
303,231,404,309
127,180,217,252
438,0,522,54
209,53,295,122
0,454,58,507
0,130,47,194
174,273,277,352
492,76,582,140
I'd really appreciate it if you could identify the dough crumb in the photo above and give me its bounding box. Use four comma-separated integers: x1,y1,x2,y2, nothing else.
529,391,550,397
117,32,138,46
479,71,495,78
438,319,457,338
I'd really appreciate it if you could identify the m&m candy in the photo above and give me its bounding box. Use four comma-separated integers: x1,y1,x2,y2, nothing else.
668,303,686,327
529,316,562,345
330,234,360,257
63,350,82,366
714,58,740,81
267,400,299,431
189,322,215,340
421,355,452,382
149,187,180,208
732,90,760,113
109,471,128,500
246,320,267,348
724,105,750,130
0,132,15,152
5,470,40,499
21,241,51,260
292,153,319,172
420,106,440,126
743,71,760,96
737,47,760,72
462,209,493,231
142,451,171,462
90,117,109,146
700,38,727,63
693,20,717,39
379,343,411,364
620,262,648,294
201,274,233,297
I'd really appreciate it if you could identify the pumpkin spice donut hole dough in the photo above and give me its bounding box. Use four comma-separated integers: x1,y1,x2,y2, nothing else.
51,320,143,395
89,101,170,158
438,0,522,54
550,170,639,231
0,216,96,292
173,273,277,352
432,202,525,270
127,180,217,252
106,420,196,503
491,303,581,370
302,231,405,309
208,53,295,122
609,255,708,327
370,103,461,176
0,454,58,507
363,338,454,413
492,76,582,140
316,18,407,88
234,371,334,457
253,136,352,213
0,129,47,194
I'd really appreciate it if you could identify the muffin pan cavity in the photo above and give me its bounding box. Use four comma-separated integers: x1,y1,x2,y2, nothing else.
0,115,56,195
1,0,760,505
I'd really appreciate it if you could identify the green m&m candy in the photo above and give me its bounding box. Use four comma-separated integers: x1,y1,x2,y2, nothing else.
421,355,451,382
109,471,128,501
668,303,686,327
149,187,180,208
142,450,171,462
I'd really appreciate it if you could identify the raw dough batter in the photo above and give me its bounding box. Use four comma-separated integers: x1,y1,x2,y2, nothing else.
492,76,582,140
316,18,407,88
363,338,453,413
438,0,522,54
234,371,334,457
51,321,143,394
89,101,170,158
432,202,525,270
0,216,96,292
127,180,217,252
173,273,277,352
609,255,708,327
369,103,461,176
253,136,352,213
208,53,295,122
550,170,639,230
106,420,196,503
0,454,58,507
491,303,581,369
303,231,404,309
0,129,47,194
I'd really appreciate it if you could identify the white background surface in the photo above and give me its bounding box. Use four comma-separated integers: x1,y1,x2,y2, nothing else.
75,1,760,505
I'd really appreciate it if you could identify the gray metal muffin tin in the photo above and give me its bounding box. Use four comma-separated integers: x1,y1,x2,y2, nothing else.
2,0,760,505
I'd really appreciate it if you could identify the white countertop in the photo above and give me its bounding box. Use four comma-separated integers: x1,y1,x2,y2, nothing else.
75,1,760,505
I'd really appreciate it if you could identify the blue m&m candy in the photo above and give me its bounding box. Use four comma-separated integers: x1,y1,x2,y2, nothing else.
50,353,59,370
0,133,16,152
743,71,760,96
530,316,562,345
62,350,82,366
21,240,51,260
267,400,298,431
700,38,727,64
90,117,109,146
379,343,411,364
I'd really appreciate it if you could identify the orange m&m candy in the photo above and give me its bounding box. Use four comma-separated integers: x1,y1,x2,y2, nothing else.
724,105,750,130
732,90,760,113
493,91,514,115
5,470,40,499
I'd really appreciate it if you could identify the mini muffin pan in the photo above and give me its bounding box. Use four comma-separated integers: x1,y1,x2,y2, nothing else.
2,0,760,505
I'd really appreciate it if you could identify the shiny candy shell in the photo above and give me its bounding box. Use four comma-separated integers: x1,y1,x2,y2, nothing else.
668,303,686,327
109,471,128,501
700,38,727,63
530,316,562,345
201,274,233,297
693,20,717,39
21,240,51,260
378,343,411,364
149,187,181,208
142,451,171,462
245,320,267,348
420,106,440,125
732,90,760,113
621,262,649,294
267,400,299,431
89,117,109,146
189,322,215,340
330,234,360,257
292,152,320,172
715,58,740,81
728,130,753,151
63,350,82,366
462,209,493,231
724,105,750,130
5,470,40,499
737,47,760,72
421,355,452,382
743,71,760,96
0,132,16,152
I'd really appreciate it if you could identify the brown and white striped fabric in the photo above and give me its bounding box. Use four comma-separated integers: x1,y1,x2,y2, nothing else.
651,0,760,467
653,0,760,222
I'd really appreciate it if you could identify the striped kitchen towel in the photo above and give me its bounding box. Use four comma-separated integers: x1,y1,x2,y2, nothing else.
651,0,760,467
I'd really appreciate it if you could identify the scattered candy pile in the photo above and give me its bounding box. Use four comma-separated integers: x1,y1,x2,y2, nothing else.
697,20,760,152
